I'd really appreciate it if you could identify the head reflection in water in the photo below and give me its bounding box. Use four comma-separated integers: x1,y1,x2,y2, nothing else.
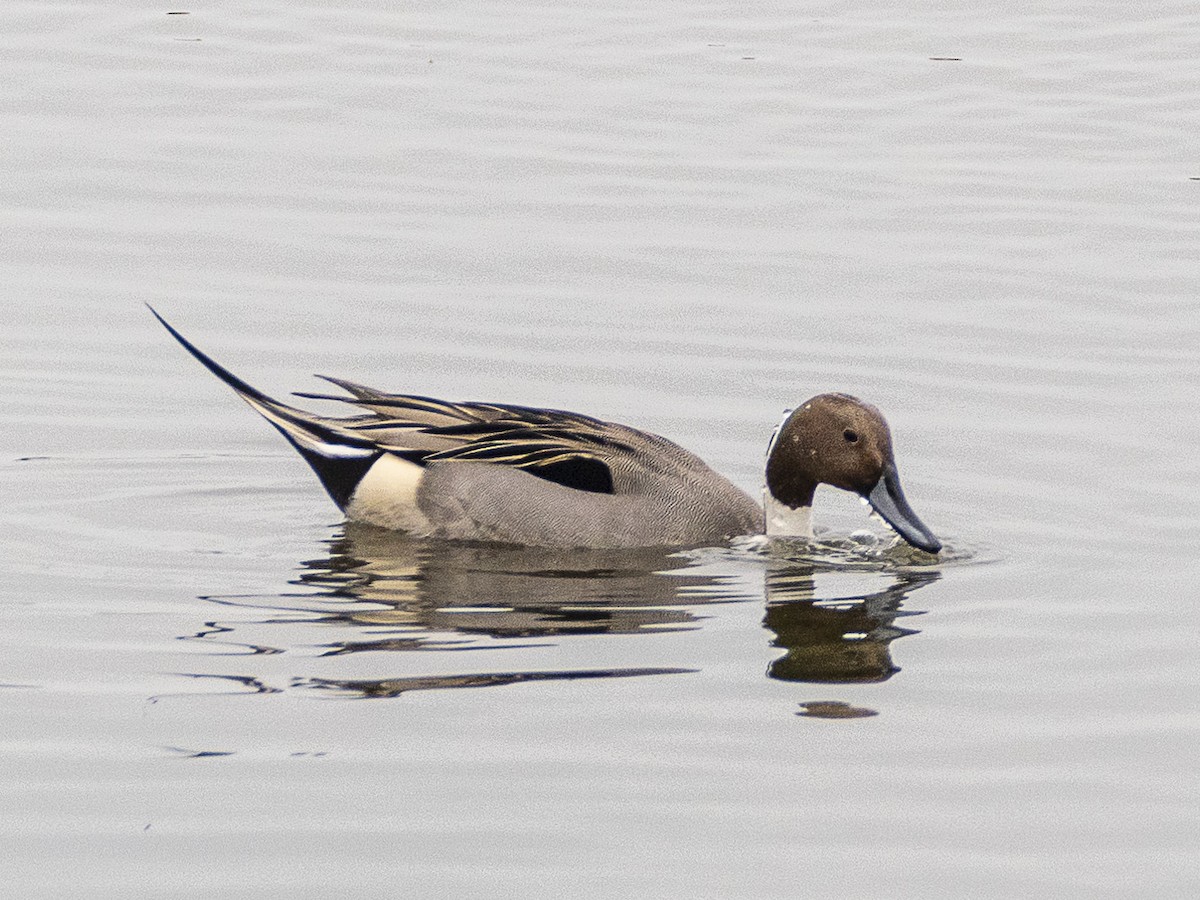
763,564,939,685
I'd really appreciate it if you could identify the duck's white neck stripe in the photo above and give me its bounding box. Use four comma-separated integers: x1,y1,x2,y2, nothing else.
764,490,812,538
764,407,792,460
764,407,811,537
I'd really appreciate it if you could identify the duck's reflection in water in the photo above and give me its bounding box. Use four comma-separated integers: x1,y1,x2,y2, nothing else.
299,667,697,699
763,562,938,685
298,524,749,645
193,524,748,697
189,525,939,700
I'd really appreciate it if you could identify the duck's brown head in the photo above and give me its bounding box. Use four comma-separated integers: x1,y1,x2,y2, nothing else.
765,393,941,553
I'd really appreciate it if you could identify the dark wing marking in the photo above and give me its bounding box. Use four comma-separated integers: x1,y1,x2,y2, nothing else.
420,423,625,494
523,456,613,493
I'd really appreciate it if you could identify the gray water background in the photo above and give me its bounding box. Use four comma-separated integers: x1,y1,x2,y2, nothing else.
3,2,1199,897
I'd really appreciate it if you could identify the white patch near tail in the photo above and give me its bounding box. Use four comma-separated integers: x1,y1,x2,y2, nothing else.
345,454,432,533
764,491,812,538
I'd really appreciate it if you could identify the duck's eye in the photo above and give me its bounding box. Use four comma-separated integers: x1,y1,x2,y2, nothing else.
843,429,859,443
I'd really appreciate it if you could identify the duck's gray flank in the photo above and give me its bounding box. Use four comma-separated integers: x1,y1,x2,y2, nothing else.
150,307,941,553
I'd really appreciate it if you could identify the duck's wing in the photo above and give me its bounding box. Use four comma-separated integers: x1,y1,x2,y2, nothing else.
297,376,502,428
152,307,653,503
299,385,646,495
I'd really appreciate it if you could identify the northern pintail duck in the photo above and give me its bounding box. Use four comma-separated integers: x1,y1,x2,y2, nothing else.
152,308,941,553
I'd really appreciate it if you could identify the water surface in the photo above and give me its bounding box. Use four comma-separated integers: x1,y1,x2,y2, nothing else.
3,1,1199,897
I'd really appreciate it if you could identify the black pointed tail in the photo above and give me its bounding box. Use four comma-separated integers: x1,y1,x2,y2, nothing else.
149,305,381,510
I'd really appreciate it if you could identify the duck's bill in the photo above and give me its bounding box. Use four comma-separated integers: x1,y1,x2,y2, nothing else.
865,465,942,554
